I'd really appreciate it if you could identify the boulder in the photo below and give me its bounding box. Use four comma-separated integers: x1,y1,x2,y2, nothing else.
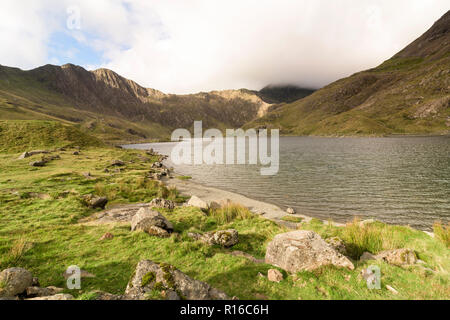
267,269,283,283
375,249,417,266
85,195,108,209
0,268,33,297
325,237,348,256
124,260,229,300
18,150,50,160
111,160,125,167
187,196,209,210
27,293,74,300
29,160,47,167
265,230,354,273
286,207,296,214
152,162,163,168
149,198,175,210
131,208,173,237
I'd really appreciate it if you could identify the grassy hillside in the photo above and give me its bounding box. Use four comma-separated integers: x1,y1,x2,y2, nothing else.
246,11,450,136
0,120,104,153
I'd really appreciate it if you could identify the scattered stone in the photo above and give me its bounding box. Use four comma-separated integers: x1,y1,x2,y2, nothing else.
18,150,50,160
152,162,163,168
286,207,296,214
27,293,74,300
124,260,229,300
265,230,354,273
360,252,377,262
32,277,40,287
188,229,239,248
100,232,114,240
257,272,265,278
26,286,64,298
85,203,150,225
149,198,175,210
375,249,417,266
73,151,80,155
187,195,209,210
131,207,173,237
29,160,47,167
111,160,125,167
149,172,162,180
83,172,95,180
0,268,33,297
325,237,348,256
91,290,122,300
88,197,108,209
386,285,399,295
268,269,283,283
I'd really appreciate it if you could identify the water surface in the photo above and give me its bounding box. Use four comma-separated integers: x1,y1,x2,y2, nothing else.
124,136,450,230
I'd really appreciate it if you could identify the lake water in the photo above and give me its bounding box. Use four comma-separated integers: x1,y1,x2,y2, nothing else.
124,136,450,230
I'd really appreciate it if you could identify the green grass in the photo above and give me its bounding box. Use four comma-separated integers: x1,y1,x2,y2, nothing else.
433,222,450,248
0,120,103,153
281,216,303,223
0,144,448,300
176,176,192,181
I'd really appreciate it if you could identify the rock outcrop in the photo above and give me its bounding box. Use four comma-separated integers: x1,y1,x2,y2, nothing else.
188,229,239,248
149,198,175,210
265,230,354,272
0,268,33,297
131,208,174,237
124,260,229,300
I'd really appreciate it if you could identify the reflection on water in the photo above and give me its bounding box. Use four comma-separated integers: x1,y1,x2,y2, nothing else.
124,136,450,230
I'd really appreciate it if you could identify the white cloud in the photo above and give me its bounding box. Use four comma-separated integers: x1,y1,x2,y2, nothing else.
0,0,448,93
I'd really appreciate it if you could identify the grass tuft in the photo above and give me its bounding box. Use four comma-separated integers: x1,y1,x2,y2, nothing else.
433,222,450,248
208,202,254,224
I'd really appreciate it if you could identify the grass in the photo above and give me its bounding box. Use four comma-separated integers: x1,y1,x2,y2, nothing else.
433,222,450,248
281,216,303,223
176,176,192,181
0,143,448,300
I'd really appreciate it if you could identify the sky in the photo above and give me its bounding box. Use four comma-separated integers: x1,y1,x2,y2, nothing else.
0,1,448,94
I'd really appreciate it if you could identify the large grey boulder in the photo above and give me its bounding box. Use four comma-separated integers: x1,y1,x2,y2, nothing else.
265,230,354,272
131,208,173,237
124,260,229,300
0,268,33,297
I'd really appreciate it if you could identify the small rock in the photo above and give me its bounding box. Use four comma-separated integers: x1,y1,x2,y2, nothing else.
111,160,125,167
386,285,399,295
0,268,33,297
91,290,122,300
268,269,283,283
286,207,296,214
213,229,239,248
73,151,80,155
152,162,163,168
208,201,221,210
31,277,40,287
29,160,47,167
85,195,108,209
100,232,114,240
187,196,209,210
149,198,175,210
18,152,30,160
375,249,417,266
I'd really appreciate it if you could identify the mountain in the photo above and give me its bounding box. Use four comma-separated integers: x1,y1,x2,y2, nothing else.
0,64,272,142
246,10,450,136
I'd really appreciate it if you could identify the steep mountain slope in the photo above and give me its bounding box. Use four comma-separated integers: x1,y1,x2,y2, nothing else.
246,11,450,136
0,64,271,142
258,85,315,104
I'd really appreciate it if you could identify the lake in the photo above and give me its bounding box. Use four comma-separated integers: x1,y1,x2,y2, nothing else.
124,136,450,230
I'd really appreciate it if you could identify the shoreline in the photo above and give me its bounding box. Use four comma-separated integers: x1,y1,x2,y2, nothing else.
164,174,345,230
163,174,434,236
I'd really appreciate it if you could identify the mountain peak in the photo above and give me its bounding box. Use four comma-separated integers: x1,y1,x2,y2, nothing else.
395,10,450,59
